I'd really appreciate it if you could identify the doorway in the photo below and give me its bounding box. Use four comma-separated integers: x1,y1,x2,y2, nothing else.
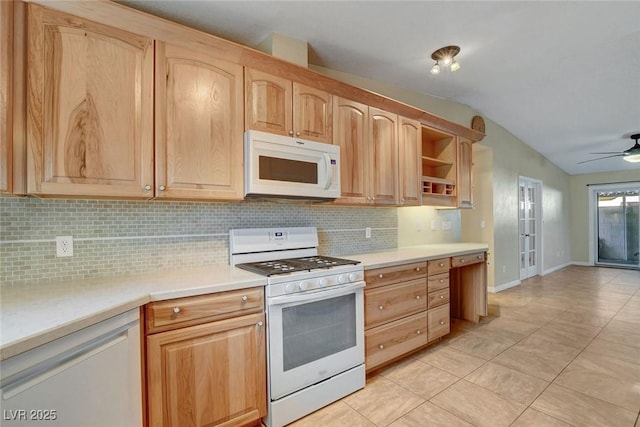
590,183,640,269
519,177,542,280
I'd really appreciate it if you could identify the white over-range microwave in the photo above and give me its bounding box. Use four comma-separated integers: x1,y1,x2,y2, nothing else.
244,130,341,200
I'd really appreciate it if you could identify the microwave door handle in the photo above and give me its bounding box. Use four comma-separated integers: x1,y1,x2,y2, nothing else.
322,153,332,189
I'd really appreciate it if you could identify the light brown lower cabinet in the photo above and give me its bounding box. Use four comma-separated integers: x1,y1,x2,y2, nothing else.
145,288,266,427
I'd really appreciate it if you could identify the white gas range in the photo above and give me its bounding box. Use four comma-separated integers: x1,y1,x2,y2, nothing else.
230,227,365,427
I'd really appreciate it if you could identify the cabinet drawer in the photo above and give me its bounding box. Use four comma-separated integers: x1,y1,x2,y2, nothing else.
428,288,450,309
365,279,427,329
365,312,429,372
427,258,450,275
365,262,427,290
451,252,486,268
427,272,449,292
146,287,264,334
428,304,450,341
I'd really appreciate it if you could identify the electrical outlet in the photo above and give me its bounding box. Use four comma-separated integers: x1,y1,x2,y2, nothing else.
365,227,371,239
56,236,74,257
480,220,486,229
442,221,452,230
502,265,506,273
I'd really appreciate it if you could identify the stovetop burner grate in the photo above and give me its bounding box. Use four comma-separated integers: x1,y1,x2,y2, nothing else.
236,255,360,276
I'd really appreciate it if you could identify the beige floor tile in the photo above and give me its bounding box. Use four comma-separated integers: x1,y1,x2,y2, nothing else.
342,375,423,426
492,334,580,382
532,324,594,350
511,408,572,427
544,317,603,339
585,338,640,366
445,329,517,360
554,352,640,412
429,380,526,427
379,358,458,400
288,400,375,427
615,305,640,324
475,317,539,341
597,319,640,348
388,402,473,427
414,346,485,377
532,384,637,427
465,362,549,406
599,283,640,295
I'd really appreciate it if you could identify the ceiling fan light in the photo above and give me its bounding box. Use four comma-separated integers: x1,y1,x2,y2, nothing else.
450,60,461,72
430,62,441,74
623,154,640,163
442,56,452,66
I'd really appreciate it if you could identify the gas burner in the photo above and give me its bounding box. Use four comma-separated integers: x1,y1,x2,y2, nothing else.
236,255,360,277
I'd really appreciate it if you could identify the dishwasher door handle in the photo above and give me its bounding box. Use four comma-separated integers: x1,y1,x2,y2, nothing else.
1,323,132,400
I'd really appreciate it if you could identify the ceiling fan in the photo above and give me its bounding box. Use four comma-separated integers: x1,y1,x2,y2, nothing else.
578,134,640,164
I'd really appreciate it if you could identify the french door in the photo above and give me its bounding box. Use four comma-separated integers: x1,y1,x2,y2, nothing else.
519,178,541,279
592,184,640,268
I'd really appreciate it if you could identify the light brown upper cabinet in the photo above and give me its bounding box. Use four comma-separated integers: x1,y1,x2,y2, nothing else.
333,99,399,205
245,68,332,143
398,117,422,206
457,137,473,208
26,4,154,198
420,126,457,208
0,0,12,194
155,42,244,200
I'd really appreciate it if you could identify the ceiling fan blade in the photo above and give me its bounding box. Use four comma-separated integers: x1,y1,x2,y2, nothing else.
577,154,625,164
588,151,623,155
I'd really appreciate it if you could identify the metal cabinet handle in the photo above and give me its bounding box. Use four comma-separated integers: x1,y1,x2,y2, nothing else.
257,321,264,327
173,307,180,314
378,305,384,310
439,279,444,283
415,267,421,272
477,255,483,259
158,185,166,191
378,274,383,279
288,130,294,136
439,320,445,325
241,295,248,302
379,344,384,350
296,131,301,137
439,262,444,267
416,330,421,335
144,184,152,191
415,295,421,300
440,295,445,299
460,259,466,263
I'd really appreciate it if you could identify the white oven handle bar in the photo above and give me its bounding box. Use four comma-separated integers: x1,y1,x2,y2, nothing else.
268,281,365,306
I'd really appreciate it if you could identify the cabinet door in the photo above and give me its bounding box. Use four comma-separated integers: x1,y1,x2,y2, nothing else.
369,107,398,205
293,83,332,143
26,4,154,198
0,0,12,193
155,43,244,200
333,97,369,204
398,116,421,206
457,137,473,208
245,68,292,137
147,312,267,427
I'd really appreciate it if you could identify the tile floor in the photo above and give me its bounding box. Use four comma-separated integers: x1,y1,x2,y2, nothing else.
289,265,640,427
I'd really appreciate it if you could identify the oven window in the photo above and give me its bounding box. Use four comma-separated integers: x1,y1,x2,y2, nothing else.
282,294,356,371
259,156,318,184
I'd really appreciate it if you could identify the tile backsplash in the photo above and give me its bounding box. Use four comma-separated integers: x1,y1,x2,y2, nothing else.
0,197,397,285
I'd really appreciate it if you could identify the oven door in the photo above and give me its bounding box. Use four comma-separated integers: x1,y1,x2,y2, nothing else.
244,130,340,199
266,281,364,400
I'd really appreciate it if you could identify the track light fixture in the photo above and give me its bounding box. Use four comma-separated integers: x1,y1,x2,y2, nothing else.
430,45,461,74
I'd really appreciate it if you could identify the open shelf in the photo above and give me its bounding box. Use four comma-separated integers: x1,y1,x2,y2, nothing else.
422,156,452,168
422,176,455,196
421,126,457,205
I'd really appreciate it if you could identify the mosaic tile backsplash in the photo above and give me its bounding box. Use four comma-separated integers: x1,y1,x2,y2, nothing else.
0,197,397,285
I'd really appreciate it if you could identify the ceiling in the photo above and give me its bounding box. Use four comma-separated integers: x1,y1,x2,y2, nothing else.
119,1,640,176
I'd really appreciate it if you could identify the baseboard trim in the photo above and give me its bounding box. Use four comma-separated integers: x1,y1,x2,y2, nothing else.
571,261,593,267
542,262,572,276
488,279,521,293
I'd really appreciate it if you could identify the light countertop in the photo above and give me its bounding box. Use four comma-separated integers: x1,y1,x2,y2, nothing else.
1,243,488,361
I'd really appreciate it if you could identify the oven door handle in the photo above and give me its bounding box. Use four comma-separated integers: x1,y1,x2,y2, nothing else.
268,281,365,306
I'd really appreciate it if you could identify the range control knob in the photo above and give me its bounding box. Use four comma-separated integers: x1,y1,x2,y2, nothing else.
285,283,299,294
298,281,312,291
337,275,347,284
319,278,330,287
348,272,359,282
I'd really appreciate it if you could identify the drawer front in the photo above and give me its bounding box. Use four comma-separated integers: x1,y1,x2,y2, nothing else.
428,304,450,341
451,251,486,268
365,311,429,372
427,272,449,292
427,258,450,275
146,287,264,334
365,262,427,290
365,279,427,329
428,288,450,309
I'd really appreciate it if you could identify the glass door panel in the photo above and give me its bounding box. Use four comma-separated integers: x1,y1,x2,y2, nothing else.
596,189,640,268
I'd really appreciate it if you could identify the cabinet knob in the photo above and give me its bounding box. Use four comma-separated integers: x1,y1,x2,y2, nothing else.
415,267,421,272
416,330,421,335
439,279,444,283
158,185,166,191
379,344,384,350
440,295,445,299
415,295,421,300
477,255,483,260
241,295,248,302
439,320,445,325
173,307,180,314
257,321,264,327
288,130,294,136
378,305,384,310
144,184,152,191
460,259,466,263
378,274,383,279
296,131,301,137
439,262,444,267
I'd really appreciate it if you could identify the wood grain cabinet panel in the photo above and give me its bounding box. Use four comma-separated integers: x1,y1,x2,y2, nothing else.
457,137,473,208
427,258,451,275
155,42,244,200
364,262,426,290
365,279,427,329
427,304,450,341
245,68,332,143
369,107,398,205
427,272,449,292
26,4,154,198
427,288,450,309
147,312,267,427
398,116,422,206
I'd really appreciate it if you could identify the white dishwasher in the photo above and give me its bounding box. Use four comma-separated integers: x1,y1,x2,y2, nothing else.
1,309,142,426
